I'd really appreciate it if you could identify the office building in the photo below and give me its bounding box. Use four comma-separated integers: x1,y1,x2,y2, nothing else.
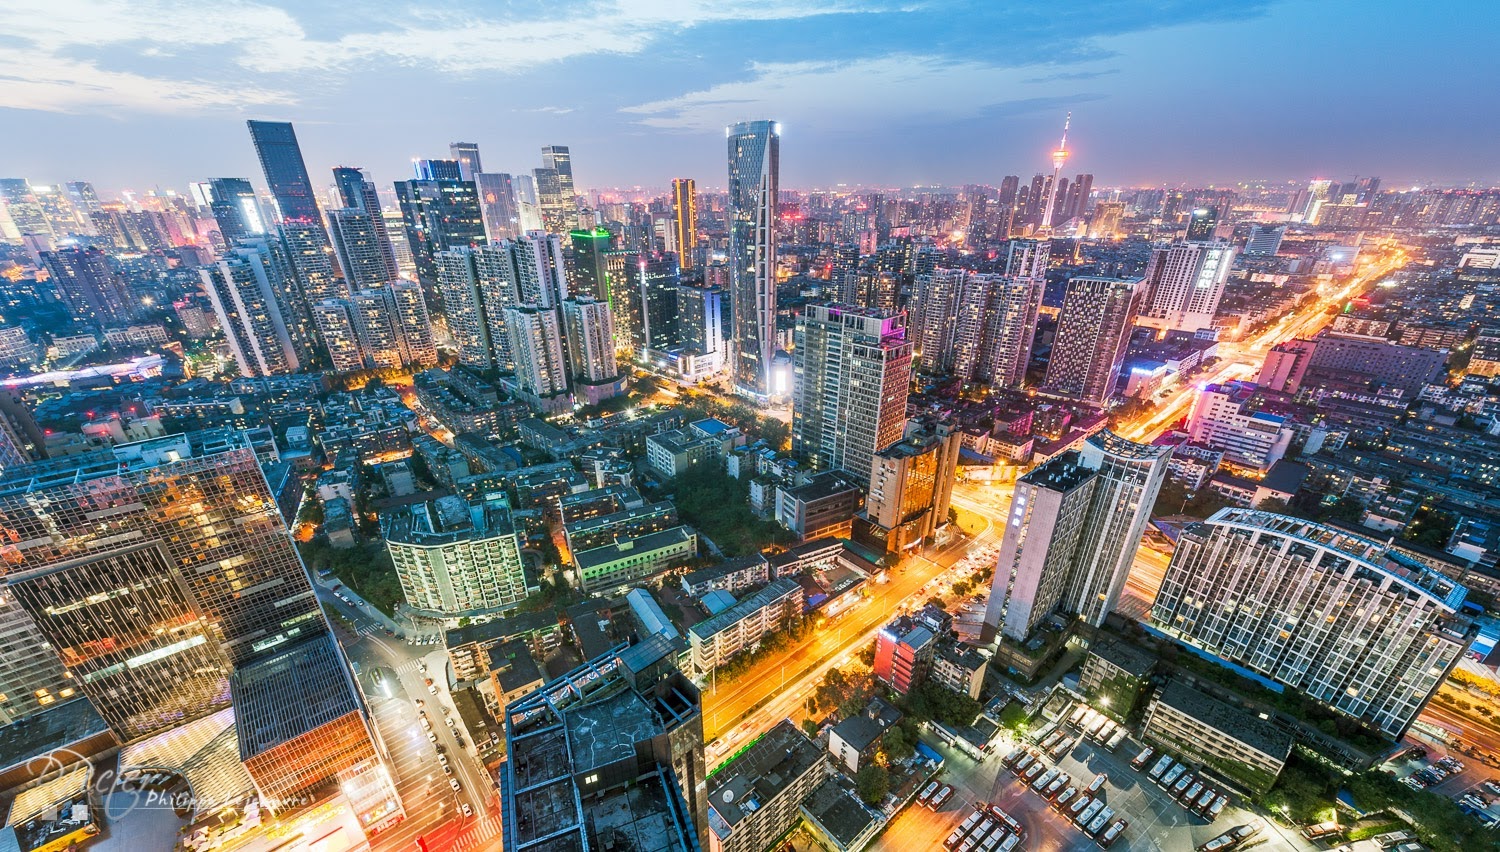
568,227,613,305
676,283,726,374
562,295,623,402
1257,338,1316,393
792,305,912,487
1150,508,1473,739
542,144,575,199
328,208,392,290
672,178,697,269
776,472,864,541
1140,241,1235,333
1088,200,1125,239
1303,332,1447,397
706,721,827,852
1141,679,1293,794
532,168,568,232
414,159,462,181
385,494,529,617
0,590,73,725
0,432,399,825
631,252,681,357
40,247,133,327
1044,276,1143,405
395,176,485,294
449,142,482,180
688,577,803,676
501,645,707,852
1244,224,1286,256
984,430,1170,641
856,417,962,556
313,300,364,373
726,120,779,398
246,120,321,223
873,616,936,694
203,177,264,245
1186,380,1294,471
506,305,571,401
200,245,301,375
476,172,519,241
0,179,53,238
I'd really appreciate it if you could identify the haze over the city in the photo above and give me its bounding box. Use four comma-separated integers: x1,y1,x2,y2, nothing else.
1,0,1497,192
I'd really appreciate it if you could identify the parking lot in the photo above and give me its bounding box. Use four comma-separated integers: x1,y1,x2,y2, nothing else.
1384,747,1500,830
873,693,1314,852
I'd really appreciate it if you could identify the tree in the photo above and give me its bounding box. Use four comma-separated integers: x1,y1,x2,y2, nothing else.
855,764,889,806
882,726,915,763
801,718,820,738
1254,496,1289,514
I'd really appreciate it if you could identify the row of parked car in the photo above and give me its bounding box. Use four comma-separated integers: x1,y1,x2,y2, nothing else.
1004,746,1126,847
1403,754,1466,789
1140,748,1230,820
942,805,1024,852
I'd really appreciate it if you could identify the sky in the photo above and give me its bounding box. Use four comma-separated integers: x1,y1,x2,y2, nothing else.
0,0,1496,197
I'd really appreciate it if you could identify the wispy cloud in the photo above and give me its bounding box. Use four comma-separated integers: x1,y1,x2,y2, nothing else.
621,54,1110,132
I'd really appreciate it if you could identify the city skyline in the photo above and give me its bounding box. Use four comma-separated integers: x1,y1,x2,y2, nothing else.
1,2,1497,193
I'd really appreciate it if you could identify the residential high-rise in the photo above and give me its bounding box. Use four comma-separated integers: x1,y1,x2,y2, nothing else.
562,295,621,394
40,247,133,327
241,234,319,366
278,219,346,303
726,120,780,398
0,432,401,829
328,208,393,290
1043,276,1143,405
506,305,570,400
671,178,697,270
512,230,568,308
984,430,1170,641
1062,172,1094,222
856,417,962,556
350,287,404,369
203,178,264,245
313,299,364,372
1139,241,1235,333
792,304,912,487
911,267,1039,388
472,242,522,370
200,245,301,375
435,248,494,371
246,120,321,223
449,142,482,181
1150,508,1474,738
0,179,54,238
389,280,438,368
981,275,1044,389
501,645,707,852
395,176,485,296
331,166,398,281
475,172,520,241
1244,224,1286,256
385,493,528,617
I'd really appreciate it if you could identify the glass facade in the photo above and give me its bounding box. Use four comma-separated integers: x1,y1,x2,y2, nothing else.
247,120,322,224
726,120,779,397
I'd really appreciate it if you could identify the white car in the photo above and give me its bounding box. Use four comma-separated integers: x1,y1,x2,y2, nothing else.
449,778,461,792
461,803,473,818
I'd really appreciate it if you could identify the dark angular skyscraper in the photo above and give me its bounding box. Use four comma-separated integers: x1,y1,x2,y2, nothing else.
726,120,779,398
396,177,485,299
246,120,321,224
204,178,263,245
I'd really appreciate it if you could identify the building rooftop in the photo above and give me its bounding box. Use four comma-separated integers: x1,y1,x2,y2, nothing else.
445,609,560,648
1087,639,1157,678
831,697,903,752
566,688,660,775
1154,679,1294,760
682,553,769,587
689,577,803,641
800,777,882,849
229,635,361,760
384,493,517,547
1020,450,1095,492
1085,428,1173,461
783,471,862,503
490,640,544,694
690,418,734,436
573,525,695,573
706,720,824,834
1259,460,1311,494
0,699,110,775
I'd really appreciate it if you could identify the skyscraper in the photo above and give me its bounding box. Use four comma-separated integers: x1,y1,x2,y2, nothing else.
0,179,54,238
857,417,962,556
328,208,393,290
350,287,404,368
203,178,264,245
1088,201,1125,239
63,181,101,216
512,230,568,308
541,145,574,199
671,178,697,270
533,168,568,233
313,299,364,373
727,120,780,398
1043,276,1143,405
562,296,620,391
631,253,681,357
568,227,613,303
414,159,463,181
506,305,570,401
40,247,133,327
449,142,483,181
1150,508,1473,738
331,166,399,281
475,172,520,241
792,304,912,487
246,120,321,223
1140,241,1235,334
0,432,401,828
983,430,1170,641
1244,224,1286,256
434,248,494,371
1185,206,1218,241
200,245,301,375
395,176,485,296
390,280,438,368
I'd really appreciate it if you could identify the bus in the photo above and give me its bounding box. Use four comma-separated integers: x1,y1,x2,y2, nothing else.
1131,747,1155,771
1104,729,1128,753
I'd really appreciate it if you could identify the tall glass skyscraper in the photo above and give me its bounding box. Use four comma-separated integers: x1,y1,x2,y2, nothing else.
726,120,779,398
204,177,265,245
246,120,322,224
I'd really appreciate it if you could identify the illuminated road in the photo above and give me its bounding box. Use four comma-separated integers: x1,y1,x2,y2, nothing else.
1119,545,1174,621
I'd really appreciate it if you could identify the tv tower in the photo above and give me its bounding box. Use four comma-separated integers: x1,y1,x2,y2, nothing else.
1037,112,1071,234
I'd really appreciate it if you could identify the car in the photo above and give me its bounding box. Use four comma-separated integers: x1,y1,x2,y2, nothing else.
443,764,452,775
426,730,437,742
428,684,437,694
461,803,473,818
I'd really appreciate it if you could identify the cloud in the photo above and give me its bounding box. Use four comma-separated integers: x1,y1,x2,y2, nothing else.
621,54,1110,132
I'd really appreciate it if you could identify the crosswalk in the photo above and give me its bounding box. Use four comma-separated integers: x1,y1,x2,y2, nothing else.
393,659,425,675
452,816,502,851
355,621,385,637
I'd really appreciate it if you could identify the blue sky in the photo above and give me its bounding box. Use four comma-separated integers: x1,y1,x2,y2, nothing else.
0,0,1495,196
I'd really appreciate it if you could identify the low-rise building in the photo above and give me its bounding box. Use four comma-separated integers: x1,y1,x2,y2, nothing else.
827,697,903,773
1140,679,1294,794
688,577,803,676
680,553,772,599
574,525,698,594
1079,639,1156,720
930,641,988,700
646,427,716,479
563,500,679,554
776,471,864,540
706,720,828,852
799,777,884,852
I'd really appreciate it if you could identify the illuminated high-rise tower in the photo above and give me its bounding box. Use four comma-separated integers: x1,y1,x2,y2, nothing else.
726,120,779,398
332,166,398,281
246,120,321,224
449,142,482,181
1037,113,1071,234
671,178,698,270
